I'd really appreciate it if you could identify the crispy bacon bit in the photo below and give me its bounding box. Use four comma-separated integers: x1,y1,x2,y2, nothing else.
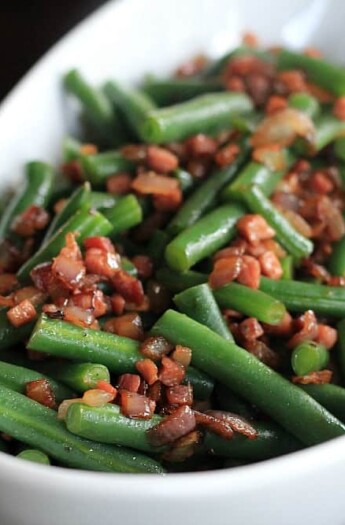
214,143,240,167
82,388,116,406
162,430,200,462
147,380,162,403
84,248,120,279
242,31,259,47
239,317,264,341
11,205,50,237
252,144,287,171
136,359,159,385
159,356,185,387
276,70,307,94
237,255,261,289
166,384,193,406
30,263,55,292
265,95,287,115
213,244,246,261
237,214,275,245
121,144,147,162
131,171,179,196
251,108,315,148
63,306,98,329
12,286,46,307
194,410,234,439
258,251,283,280
146,146,179,173
120,390,156,419
304,47,323,58
311,171,334,194
333,97,345,121
7,299,36,327
52,233,85,289
106,172,132,195
306,82,333,103
84,236,115,253
244,339,280,368
0,274,18,295
140,336,174,361
0,295,14,308
206,410,257,439
208,256,243,289
96,380,118,397
104,313,143,340
131,255,153,279
68,290,108,318
26,379,56,409
171,345,192,368
110,293,126,315
112,270,144,305
315,324,337,350
261,239,286,259
184,134,218,158
292,369,333,385
147,405,196,446
175,54,208,78
287,310,318,349
225,76,246,92
153,188,182,212
117,374,141,393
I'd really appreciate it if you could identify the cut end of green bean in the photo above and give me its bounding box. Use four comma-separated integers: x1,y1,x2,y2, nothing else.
291,341,329,376
17,449,51,465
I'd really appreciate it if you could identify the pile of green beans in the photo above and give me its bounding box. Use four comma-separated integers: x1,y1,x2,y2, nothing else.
2,40,345,476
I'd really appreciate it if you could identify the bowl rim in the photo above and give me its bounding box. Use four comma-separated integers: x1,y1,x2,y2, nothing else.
0,0,345,492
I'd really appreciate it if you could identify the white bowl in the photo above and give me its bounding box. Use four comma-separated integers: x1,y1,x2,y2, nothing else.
1,0,345,524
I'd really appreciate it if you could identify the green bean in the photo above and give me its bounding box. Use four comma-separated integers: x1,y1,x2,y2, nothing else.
17,449,51,465
213,282,286,325
172,168,195,194
328,235,345,276
260,276,345,316
222,151,294,202
277,49,345,97
291,341,329,376
155,267,207,293
140,92,253,143
288,92,320,119
28,314,141,374
0,161,54,241
89,191,120,210
299,383,345,423
334,137,345,162
204,422,301,461
215,383,254,420
167,143,249,235
230,112,262,133
0,308,35,350
80,151,135,186
104,81,156,140
103,194,143,236
174,284,234,341
152,310,345,445
0,360,74,403
183,367,214,400
165,204,245,272
67,403,162,453
337,318,345,381
43,183,91,242
142,76,223,106
147,230,170,266
0,436,8,452
64,69,123,145
281,255,294,280
313,115,345,152
0,384,164,473
243,185,313,258
62,136,82,162
35,362,110,393
121,257,138,277
17,208,112,282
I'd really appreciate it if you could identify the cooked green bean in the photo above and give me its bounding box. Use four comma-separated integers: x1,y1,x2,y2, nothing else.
204,422,301,460
183,367,214,400
277,49,345,97
0,309,35,350
0,384,164,473
288,92,320,119
103,194,143,236
280,255,294,280
104,81,156,140
328,235,345,276
152,310,345,445
140,92,253,143
28,314,142,374
260,276,345,316
171,168,195,194
17,449,51,465
155,267,207,293
291,341,329,376
174,284,234,341
142,76,223,105
35,362,110,393
80,151,135,186
215,383,254,420
213,282,286,325
243,185,313,258
0,360,74,403
67,403,162,453
43,183,91,242
17,208,112,282
334,136,345,162
337,318,345,381
167,143,248,235
0,161,54,241
165,204,245,272
313,115,345,152
89,191,120,210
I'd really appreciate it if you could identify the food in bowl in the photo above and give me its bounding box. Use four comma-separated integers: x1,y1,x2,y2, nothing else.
1,34,345,474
